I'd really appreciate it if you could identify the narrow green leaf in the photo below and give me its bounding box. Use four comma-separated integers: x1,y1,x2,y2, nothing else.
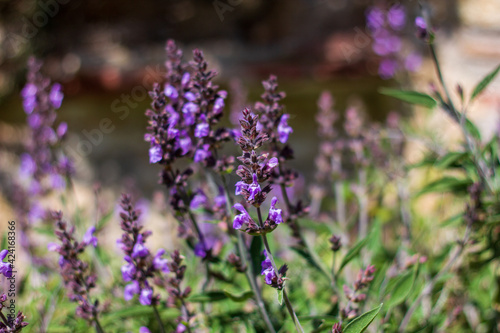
277,289,284,305
343,303,383,333
465,118,481,141
189,291,228,303
471,64,500,101
434,152,468,169
379,88,437,108
417,177,473,196
338,237,368,273
387,264,418,307
222,290,254,302
96,210,114,230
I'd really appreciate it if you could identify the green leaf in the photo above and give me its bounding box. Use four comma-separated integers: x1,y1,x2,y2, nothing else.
434,152,468,169
189,291,228,303
277,288,284,305
222,290,254,302
338,237,368,273
96,210,114,230
379,88,437,109
387,264,418,307
471,64,500,101
465,118,481,141
417,176,473,196
343,303,383,333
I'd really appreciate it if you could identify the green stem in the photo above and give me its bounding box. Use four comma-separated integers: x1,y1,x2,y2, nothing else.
152,305,166,333
94,317,105,333
221,175,276,333
257,208,304,333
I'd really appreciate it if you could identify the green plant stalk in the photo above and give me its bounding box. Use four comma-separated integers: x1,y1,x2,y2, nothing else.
429,43,493,193
398,223,471,332
279,183,336,290
152,305,166,333
334,181,346,228
221,174,276,333
94,317,105,333
257,208,304,333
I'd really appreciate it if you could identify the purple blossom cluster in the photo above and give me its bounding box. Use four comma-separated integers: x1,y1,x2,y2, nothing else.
366,3,422,79
0,250,12,278
48,211,101,323
117,194,169,306
0,294,28,332
260,250,288,289
145,40,232,187
233,109,284,234
18,57,72,197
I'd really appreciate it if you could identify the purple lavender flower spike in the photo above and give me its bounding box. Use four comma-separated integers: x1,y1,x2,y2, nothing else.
57,122,68,138
184,91,196,101
47,242,60,252
176,323,187,333
149,144,163,164
268,197,283,224
153,249,169,273
233,203,251,230
387,4,405,30
415,16,428,40
194,242,207,258
124,281,140,301
0,250,12,278
235,179,248,196
83,226,98,247
182,102,199,126
248,174,262,201
213,97,225,115
277,114,293,143
49,83,64,109
181,72,191,87
139,287,153,306
139,327,151,333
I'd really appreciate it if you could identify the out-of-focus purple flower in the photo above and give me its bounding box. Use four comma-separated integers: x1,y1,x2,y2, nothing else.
277,114,293,143
178,135,192,155
233,203,251,229
405,52,422,72
366,7,385,30
184,91,196,101
379,59,398,79
57,122,68,138
194,144,211,163
181,72,191,87
194,242,207,258
248,174,261,201
49,83,64,109
164,84,179,100
182,102,199,126
415,16,428,40
139,327,151,333
332,323,342,333
47,242,60,252
121,260,136,282
28,203,45,222
214,193,226,209
213,97,225,114
373,30,401,56
153,249,169,273
176,323,187,333
190,191,207,210
124,281,140,301
268,197,283,224
19,153,36,177
0,249,12,278
149,144,163,164
139,287,153,305
27,113,42,128
195,115,209,138
83,226,98,247
261,250,276,285
387,5,405,30
132,235,149,258
50,173,66,189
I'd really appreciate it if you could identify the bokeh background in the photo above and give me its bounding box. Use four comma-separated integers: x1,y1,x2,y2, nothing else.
0,0,499,197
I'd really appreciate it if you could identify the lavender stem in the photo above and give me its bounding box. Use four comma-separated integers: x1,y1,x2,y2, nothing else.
257,208,304,333
152,305,166,333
